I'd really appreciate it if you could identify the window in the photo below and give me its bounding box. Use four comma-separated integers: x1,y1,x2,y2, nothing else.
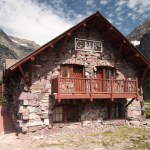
61,65,83,78
53,105,79,123
53,106,63,122
105,68,114,79
61,66,71,77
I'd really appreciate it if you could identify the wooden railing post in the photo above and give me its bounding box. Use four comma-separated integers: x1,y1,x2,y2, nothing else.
136,77,139,100
124,80,126,92
90,76,93,102
57,75,61,103
111,77,114,101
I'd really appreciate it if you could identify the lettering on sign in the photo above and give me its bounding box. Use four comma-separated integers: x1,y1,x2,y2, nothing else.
75,38,103,52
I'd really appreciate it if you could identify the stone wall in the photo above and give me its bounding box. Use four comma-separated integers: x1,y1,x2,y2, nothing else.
6,27,141,133
126,99,144,121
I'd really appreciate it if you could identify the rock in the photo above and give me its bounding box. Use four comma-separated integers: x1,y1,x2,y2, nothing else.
82,120,92,127
27,120,43,127
28,125,42,132
22,109,29,120
129,120,141,126
29,113,40,120
58,124,64,128
23,99,28,105
48,124,53,129
43,119,49,125
22,126,28,133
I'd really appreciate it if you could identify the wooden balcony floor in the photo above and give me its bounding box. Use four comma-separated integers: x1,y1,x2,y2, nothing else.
52,93,137,101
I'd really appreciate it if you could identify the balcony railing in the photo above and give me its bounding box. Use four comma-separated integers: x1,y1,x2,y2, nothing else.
51,76,139,102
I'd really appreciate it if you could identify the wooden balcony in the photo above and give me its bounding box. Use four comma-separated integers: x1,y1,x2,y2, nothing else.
51,76,139,102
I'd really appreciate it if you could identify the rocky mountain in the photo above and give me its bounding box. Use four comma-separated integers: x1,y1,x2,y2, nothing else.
127,18,150,60
0,29,40,78
139,32,150,60
127,18,150,43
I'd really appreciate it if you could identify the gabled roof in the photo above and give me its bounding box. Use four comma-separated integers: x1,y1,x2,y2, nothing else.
4,11,150,77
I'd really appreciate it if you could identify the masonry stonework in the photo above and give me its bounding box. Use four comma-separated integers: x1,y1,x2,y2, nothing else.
5,27,142,133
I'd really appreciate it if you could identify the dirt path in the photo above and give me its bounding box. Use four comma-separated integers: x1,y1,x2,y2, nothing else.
0,125,150,150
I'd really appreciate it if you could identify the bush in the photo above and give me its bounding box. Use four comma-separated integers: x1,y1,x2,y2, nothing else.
0,93,8,105
145,110,150,119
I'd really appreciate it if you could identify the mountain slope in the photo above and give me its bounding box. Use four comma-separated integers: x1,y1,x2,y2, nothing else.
0,29,40,78
139,32,150,60
127,18,150,42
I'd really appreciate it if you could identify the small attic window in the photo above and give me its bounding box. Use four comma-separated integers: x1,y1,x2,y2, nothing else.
75,38,103,52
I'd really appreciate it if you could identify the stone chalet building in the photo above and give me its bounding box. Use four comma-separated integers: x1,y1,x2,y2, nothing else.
2,12,150,133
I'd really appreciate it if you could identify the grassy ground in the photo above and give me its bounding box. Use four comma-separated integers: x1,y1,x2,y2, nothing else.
145,102,150,119
38,126,150,150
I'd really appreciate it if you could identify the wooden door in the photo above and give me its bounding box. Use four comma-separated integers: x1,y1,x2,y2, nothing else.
72,66,83,93
96,68,103,92
61,65,83,93
67,105,79,122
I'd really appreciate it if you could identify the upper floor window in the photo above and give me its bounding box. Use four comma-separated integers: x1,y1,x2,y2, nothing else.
96,67,115,79
106,68,114,79
61,65,83,78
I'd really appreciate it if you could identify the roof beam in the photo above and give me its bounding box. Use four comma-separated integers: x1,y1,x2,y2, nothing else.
18,65,28,84
28,57,35,86
87,16,97,38
124,53,139,61
113,40,127,48
101,27,113,37
60,32,71,52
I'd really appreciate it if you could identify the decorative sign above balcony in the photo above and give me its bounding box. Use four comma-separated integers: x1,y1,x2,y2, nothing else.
75,38,103,52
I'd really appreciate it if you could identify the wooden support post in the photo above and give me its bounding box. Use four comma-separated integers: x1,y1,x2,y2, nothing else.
18,65,28,84
125,98,135,108
111,77,114,101
124,80,126,92
57,75,61,103
90,76,93,102
136,77,139,100
1,82,4,98
28,57,35,86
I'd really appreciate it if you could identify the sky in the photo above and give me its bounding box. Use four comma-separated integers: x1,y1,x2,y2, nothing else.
0,0,150,45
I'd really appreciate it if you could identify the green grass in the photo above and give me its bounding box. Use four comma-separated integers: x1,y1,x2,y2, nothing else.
0,94,8,105
38,126,150,149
